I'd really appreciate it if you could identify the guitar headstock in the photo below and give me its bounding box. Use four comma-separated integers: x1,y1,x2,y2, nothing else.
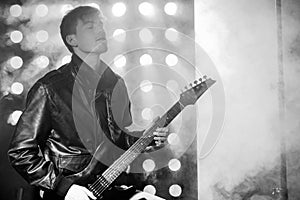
179,76,216,107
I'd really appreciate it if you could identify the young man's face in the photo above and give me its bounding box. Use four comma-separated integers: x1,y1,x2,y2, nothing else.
72,13,107,55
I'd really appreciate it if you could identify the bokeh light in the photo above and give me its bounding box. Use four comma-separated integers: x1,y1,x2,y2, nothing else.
164,2,178,15
138,2,154,16
8,110,23,126
167,133,180,145
112,2,127,17
165,28,179,42
165,54,178,66
140,80,153,93
168,159,181,171
34,55,49,68
10,31,23,43
36,30,49,43
114,54,126,68
113,29,126,42
11,82,24,95
139,28,153,43
10,5,22,17
139,54,153,65
169,184,182,197
10,56,23,69
142,159,155,172
35,4,48,17
143,185,156,195
141,108,153,121
61,55,72,65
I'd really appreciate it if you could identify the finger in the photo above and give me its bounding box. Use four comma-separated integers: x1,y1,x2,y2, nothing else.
153,132,167,136
82,187,97,200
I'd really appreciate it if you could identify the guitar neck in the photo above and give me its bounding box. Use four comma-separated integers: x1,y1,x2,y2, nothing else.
96,101,184,186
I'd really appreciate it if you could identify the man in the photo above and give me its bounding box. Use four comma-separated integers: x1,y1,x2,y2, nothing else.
8,6,168,200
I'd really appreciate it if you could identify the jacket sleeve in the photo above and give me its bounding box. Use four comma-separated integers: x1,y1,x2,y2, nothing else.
7,82,73,197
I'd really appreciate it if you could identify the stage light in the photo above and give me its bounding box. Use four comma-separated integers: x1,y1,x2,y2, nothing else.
61,55,71,65
112,2,126,17
139,54,152,65
8,110,23,126
10,5,22,17
165,54,178,66
141,108,153,121
61,4,73,15
140,80,153,93
10,56,23,69
10,30,23,43
166,80,179,92
168,159,181,171
165,28,179,42
143,185,156,195
11,82,24,95
138,2,154,16
36,30,49,43
164,2,177,16
35,4,48,17
142,159,155,172
85,3,100,10
114,54,126,68
169,184,182,197
167,133,179,145
139,28,153,43
34,56,49,68
113,29,126,42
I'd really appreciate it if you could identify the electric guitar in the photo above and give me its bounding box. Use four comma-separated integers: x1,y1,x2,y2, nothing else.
58,76,216,199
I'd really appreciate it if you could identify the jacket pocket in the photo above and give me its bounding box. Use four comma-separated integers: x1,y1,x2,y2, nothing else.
58,154,92,175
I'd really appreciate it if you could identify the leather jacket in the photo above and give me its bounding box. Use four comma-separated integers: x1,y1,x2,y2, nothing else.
8,54,141,197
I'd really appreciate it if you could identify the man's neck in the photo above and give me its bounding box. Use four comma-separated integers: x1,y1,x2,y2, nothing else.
74,50,106,75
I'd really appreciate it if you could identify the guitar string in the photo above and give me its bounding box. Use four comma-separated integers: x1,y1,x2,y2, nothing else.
89,103,182,195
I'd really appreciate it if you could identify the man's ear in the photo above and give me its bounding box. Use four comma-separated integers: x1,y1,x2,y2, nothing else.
66,34,78,48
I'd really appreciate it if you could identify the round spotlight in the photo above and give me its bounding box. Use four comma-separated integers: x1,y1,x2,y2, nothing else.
113,29,126,42
36,30,49,43
138,2,154,16
165,28,179,42
61,55,71,65
61,4,74,15
167,133,179,145
8,110,23,126
169,184,182,197
141,108,153,121
139,54,152,66
165,54,178,66
114,54,126,68
34,56,49,68
139,28,153,43
10,30,23,43
35,4,48,17
143,185,156,195
112,2,126,17
11,82,24,95
166,80,179,92
168,159,181,171
10,5,22,17
164,2,178,15
10,56,23,69
140,80,153,93
142,159,155,172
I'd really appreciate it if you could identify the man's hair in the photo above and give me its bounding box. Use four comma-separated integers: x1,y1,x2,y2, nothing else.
60,6,103,53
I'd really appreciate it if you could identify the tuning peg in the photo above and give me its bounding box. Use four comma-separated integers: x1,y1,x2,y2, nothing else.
189,83,193,87
198,78,202,82
184,86,188,90
194,80,198,85
203,75,207,80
